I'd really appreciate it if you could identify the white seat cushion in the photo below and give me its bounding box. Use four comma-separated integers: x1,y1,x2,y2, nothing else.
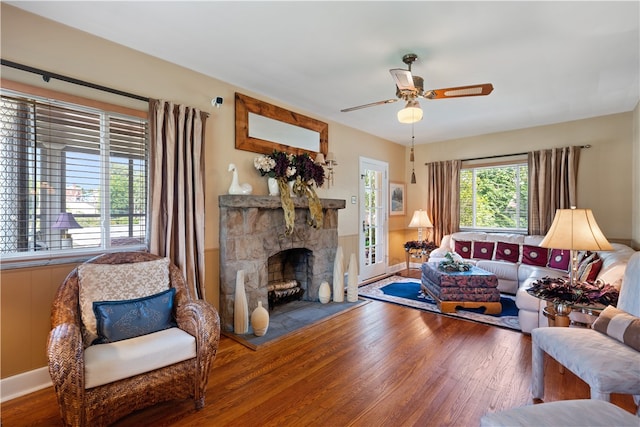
84,327,196,389
480,399,639,427
532,327,640,395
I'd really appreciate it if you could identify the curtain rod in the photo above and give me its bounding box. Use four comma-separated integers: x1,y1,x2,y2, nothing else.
1,59,149,103
426,144,591,164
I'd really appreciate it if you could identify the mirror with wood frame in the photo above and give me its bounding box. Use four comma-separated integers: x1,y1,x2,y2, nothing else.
235,92,328,157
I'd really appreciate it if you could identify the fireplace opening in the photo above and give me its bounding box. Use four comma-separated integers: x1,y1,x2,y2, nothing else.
267,248,313,309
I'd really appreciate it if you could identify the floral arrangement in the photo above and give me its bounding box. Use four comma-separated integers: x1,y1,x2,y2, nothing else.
254,150,326,235
438,251,472,272
404,240,437,252
526,276,619,306
254,150,324,187
254,151,297,180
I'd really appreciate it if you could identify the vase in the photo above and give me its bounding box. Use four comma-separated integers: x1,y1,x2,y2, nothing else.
319,281,331,303
333,246,344,302
250,301,269,336
347,253,359,302
268,177,279,196
234,269,249,334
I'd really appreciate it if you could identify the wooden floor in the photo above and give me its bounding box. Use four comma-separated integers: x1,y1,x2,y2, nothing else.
2,270,636,426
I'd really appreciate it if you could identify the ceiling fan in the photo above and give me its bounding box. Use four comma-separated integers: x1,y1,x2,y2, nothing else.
341,53,494,123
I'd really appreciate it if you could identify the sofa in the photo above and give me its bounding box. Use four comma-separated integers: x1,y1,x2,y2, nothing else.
428,231,636,333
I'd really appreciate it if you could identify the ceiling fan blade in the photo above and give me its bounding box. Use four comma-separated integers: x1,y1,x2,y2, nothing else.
424,83,494,99
389,68,415,91
340,98,398,113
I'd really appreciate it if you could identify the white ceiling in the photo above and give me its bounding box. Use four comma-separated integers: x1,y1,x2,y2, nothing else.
8,1,640,146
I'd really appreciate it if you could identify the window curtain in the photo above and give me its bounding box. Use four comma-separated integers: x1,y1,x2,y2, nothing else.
528,146,581,235
425,160,461,245
149,99,208,299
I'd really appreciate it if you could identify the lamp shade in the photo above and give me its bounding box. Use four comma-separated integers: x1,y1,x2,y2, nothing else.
315,152,326,165
397,100,423,124
539,208,612,251
408,210,433,228
52,212,82,230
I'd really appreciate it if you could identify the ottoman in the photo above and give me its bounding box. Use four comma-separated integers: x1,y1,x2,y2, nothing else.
421,262,501,314
480,399,638,427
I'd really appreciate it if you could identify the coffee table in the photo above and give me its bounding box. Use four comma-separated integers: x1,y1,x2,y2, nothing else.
421,262,502,314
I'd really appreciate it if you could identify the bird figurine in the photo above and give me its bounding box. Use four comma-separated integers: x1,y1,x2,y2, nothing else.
228,163,253,195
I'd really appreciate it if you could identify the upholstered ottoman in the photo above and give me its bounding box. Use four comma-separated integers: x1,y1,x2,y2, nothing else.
421,262,501,314
480,399,639,427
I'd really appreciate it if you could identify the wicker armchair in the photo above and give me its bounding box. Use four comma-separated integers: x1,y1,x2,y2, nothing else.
47,252,221,427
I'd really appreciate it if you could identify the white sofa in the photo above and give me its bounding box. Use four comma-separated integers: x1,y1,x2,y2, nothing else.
429,232,636,333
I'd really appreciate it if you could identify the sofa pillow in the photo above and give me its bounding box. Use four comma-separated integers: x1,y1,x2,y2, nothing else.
522,245,549,267
547,249,571,271
577,252,603,283
592,305,640,351
494,242,520,263
78,258,170,346
93,288,176,344
473,241,495,260
454,240,472,259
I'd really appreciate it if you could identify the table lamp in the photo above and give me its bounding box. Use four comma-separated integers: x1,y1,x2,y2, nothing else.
52,212,82,248
408,209,432,242
539,207,612,288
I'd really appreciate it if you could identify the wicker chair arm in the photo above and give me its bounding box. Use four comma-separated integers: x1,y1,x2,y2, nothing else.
47,322,85,427
176,300,220,403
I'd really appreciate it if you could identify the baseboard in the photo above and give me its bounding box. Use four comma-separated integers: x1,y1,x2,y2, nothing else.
1,367,52,402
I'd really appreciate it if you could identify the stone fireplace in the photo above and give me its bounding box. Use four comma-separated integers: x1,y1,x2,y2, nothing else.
219,195,346,333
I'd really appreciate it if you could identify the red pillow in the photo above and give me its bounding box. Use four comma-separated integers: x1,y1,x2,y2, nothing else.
578,252,603,283
473,241,495,260
547,249,570,271
522,245,549,267
454,240,472,259
495,242,520,263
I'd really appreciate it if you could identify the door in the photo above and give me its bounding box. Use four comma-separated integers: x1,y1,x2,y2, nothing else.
359,157,388,281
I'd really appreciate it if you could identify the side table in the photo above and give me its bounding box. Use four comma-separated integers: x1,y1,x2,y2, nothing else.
404,241,436,272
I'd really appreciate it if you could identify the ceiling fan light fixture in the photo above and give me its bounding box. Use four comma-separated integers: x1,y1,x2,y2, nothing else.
397,99,423,124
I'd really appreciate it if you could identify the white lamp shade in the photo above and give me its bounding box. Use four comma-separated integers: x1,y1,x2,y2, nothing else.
539,208,612,251
315,152,326,165
408,210,433,228
397,100,423,124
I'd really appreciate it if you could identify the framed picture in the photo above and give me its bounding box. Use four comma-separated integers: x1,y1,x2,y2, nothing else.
389,181,406,216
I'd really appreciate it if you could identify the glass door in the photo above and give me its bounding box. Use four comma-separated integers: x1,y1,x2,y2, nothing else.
359,157,388,281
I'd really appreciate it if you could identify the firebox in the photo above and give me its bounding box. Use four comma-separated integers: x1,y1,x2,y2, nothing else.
267,248,312,309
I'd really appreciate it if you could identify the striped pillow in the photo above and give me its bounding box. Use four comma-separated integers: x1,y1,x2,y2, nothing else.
592,305,640,351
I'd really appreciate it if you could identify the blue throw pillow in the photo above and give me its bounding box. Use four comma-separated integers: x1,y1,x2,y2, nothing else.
92,288,176,344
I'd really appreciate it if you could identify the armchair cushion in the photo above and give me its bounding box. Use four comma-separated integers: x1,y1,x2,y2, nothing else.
93,288,177,344
547,249,570,271
522,245,549,267
78,258,170,345
454,240,473,258
84,327,196,389
592,305,640,351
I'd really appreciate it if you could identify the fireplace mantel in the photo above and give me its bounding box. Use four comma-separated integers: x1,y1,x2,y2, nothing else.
218,194,346,333
219,194,346,210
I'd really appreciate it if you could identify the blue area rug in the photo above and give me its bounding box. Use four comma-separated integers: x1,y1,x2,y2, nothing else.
358,276,521,331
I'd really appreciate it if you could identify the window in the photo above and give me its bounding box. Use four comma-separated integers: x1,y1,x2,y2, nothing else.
0,89,148,262
459,163,528,231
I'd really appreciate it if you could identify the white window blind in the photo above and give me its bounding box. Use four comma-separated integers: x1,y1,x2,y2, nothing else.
0,90,148,261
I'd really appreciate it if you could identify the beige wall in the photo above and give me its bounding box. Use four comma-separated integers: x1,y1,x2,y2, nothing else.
408,113,636,243
1,4,636,380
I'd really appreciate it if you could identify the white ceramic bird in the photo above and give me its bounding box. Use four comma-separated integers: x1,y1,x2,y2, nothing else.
228,163,253,195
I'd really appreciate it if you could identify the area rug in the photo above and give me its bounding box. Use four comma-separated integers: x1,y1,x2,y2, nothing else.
224,299,369,350
358,276,521,331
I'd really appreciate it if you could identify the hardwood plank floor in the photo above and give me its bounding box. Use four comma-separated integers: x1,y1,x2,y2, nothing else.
2,270,636,426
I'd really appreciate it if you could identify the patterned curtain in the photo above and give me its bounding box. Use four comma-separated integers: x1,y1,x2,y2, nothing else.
425,160,461,245
149,99,208,299
528,146,581,235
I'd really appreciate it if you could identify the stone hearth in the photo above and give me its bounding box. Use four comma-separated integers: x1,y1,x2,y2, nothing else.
219,195,346,333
